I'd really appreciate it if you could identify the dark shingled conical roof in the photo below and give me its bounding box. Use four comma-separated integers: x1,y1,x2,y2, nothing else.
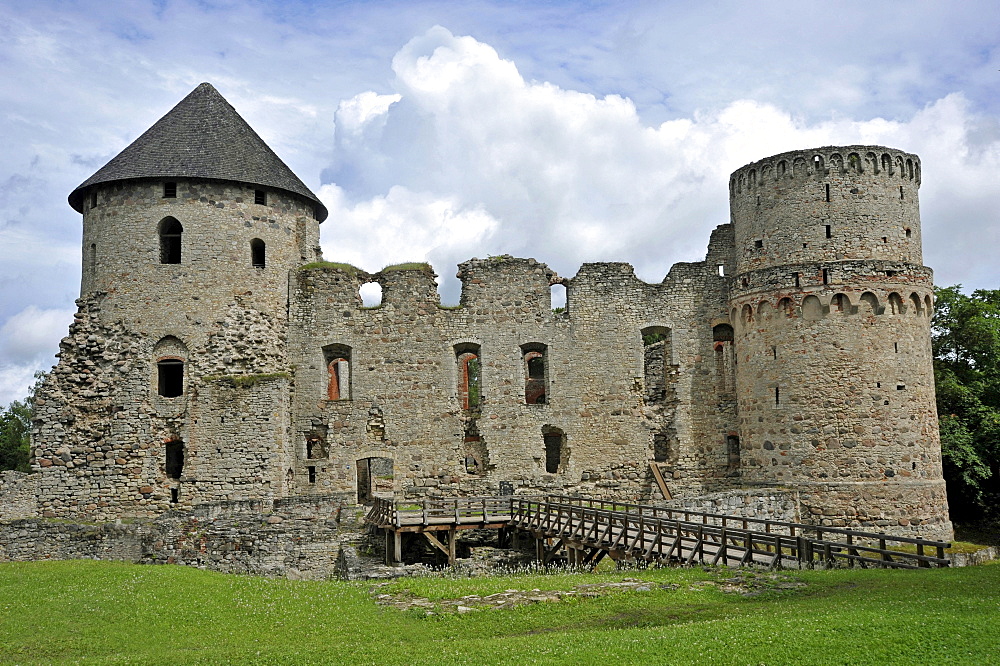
68,82,328,221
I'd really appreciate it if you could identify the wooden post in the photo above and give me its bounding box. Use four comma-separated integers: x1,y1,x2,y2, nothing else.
448,528,456,565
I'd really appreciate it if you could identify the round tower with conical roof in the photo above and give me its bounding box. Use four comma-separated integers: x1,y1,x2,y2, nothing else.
33,84,327,519
727,146,951,539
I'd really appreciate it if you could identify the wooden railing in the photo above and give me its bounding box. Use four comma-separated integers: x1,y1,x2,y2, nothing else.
365,495,513,528
365,495,951,569
510,496,950,569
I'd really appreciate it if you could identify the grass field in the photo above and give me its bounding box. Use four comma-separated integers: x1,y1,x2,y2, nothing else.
0,560,997,664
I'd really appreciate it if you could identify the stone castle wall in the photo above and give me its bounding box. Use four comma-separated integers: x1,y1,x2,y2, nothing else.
22,143,952,541
287,249,738,502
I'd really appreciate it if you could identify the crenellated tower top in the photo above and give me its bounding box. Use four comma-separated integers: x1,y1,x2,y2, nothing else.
729,145,922,276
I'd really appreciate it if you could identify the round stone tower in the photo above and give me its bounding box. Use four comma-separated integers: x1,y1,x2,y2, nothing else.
728,146,951,539
68,82,327,345
32,83,330,519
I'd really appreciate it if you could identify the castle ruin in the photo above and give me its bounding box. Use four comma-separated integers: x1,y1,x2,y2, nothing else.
16,83,952,540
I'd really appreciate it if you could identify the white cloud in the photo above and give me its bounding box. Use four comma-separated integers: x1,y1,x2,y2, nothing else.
319,28,1000,299
0,306,73,404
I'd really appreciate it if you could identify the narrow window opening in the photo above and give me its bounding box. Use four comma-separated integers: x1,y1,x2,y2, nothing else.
157,359,184,397
822,269,829,285
522,344,547,405
170,488,179,503
456,344,482,411
463,423,488,475
876,382,881,389
308,466,316,483
825,183,830,202
899,186,904,200
542,428,566,474
794,273,801,288
882,236,888,243
713,324,735,394
905,228,912,238
718,264,725,277
652,432,670,463
894,342,899,353
897,384,906,391
323,344,352,400
550,282,567,313
250,238,265,268
754,239,763,249
165,440,184,479
163,182,177,198
642,327,672,405
775,386,780,405
756,195,760,206
825,225,832,239
772,346,777,359
90,191,98,209
254,189,266,205
727,435,740,471
158,218,182,264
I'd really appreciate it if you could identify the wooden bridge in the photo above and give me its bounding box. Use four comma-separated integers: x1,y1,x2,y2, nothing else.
364,495,950,570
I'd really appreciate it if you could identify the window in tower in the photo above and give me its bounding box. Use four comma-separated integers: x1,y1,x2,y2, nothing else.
251,238,265,268
158,217,182,264
163,182,177,198
254,189,266,205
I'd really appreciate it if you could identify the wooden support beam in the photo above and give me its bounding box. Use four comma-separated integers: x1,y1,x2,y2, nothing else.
649,463,672,500
424,531,450,558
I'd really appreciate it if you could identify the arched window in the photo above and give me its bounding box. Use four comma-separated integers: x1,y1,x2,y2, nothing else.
251,238,265,268
455,344,481,410
713,324,735,394
323,344,352,400
159,217,182,264
522,343,548,405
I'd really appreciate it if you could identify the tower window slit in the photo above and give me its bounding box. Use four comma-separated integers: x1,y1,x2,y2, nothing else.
775,386,780,405
825,225,831,239
825,184,830,202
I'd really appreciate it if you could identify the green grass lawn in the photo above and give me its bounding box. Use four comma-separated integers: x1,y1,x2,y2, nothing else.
0,560,997,665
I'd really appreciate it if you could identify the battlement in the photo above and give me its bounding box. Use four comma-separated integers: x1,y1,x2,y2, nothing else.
730,145,920,198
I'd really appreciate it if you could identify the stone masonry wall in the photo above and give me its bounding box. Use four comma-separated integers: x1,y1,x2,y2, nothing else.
0,494,363,580
287,250,738,504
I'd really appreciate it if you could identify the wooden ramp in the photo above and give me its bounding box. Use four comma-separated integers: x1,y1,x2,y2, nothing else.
365,495,950,570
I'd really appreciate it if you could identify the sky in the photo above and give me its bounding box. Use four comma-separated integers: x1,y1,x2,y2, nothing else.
1,0,999,405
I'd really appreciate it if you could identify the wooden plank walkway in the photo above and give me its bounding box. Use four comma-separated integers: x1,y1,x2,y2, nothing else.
365,495,950,569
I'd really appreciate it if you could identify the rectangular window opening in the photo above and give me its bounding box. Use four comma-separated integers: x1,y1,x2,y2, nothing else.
754,239,763,249
254,189,266,205
822,269,829,285
899,186,904,200
794,273,801,288
308,466,317,483
170,488,179,504
825,225,832,239
825,184,831,202
775,386,780,406
717,264,725,277
157,360,184,397
164,182,177,198
897,384,906,391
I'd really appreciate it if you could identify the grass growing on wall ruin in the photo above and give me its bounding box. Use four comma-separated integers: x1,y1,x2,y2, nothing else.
0,560,997,664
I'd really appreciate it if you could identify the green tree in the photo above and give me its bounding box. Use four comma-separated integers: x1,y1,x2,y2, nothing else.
0,399,31,472
932,286,1000,522
0,371,47,473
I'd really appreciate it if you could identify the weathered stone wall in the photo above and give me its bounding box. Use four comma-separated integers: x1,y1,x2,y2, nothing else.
658,488,800,524
728,145,951,540
0,471,39,520
287,251,738,503
0,494,363,580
